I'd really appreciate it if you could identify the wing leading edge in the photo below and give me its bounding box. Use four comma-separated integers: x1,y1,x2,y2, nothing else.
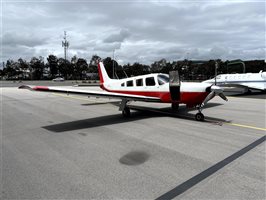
19,85,161,102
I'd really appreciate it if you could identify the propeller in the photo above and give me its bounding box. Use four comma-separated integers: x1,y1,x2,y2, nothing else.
202,85,228,107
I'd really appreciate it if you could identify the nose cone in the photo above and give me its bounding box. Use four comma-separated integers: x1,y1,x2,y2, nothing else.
211,85,223,93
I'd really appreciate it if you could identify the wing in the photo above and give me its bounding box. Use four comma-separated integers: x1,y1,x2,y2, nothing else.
217,83,265,91
19,85,161,102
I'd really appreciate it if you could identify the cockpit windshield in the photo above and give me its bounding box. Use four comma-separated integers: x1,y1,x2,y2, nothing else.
158,74,169,85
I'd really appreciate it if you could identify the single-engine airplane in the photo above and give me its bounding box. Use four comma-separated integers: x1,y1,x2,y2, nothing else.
19,61,228,121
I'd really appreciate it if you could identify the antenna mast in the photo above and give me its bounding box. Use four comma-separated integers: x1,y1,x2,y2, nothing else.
62,31,69,61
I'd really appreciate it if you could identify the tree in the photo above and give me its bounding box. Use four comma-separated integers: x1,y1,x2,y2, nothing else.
76,58,88,79
58,58,72,79
18,58,29,79
30,57,44,80
4,60,17,79
47,55,58,78
0,69,4,79
88,55,101,73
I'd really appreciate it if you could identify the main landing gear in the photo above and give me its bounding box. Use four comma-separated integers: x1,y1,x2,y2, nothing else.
120,99,131,117
122,106,131,117
171,103,179,111
195,105,205,121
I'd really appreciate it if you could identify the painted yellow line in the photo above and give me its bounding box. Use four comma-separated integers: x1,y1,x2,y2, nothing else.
225,122,266,132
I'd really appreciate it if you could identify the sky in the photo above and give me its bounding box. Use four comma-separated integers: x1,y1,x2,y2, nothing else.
1,0,265,67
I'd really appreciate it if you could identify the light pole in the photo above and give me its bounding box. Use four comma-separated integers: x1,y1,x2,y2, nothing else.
215,61,218,85
112,49,115,79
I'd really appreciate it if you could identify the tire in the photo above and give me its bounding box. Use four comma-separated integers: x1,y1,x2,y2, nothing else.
122,107,131,117
195,112,204,121
171,103,179,111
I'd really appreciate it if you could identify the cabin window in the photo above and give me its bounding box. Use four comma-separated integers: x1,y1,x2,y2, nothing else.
121,83,125,87
127,80,133,87
158,74,169,85
136,79,143,86
145,77,156,86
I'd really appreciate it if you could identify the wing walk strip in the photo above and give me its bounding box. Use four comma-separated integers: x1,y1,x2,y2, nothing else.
155,135,266,200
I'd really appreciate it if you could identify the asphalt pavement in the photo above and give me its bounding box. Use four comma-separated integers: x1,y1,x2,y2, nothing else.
1,86,265,199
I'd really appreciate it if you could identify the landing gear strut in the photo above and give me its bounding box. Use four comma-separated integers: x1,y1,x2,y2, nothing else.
120,99,131,117
195,105,205,121
171,103,179,111
122,107,131,117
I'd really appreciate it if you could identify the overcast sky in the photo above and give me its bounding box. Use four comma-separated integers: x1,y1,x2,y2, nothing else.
1,0,265,66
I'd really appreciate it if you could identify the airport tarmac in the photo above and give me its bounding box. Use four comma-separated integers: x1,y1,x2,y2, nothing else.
1,86,265,199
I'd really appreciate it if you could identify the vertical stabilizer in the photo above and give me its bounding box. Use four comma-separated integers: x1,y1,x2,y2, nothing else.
97,62,111,87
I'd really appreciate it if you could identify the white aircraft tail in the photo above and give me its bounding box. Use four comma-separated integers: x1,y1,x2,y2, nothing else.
97,62,112,86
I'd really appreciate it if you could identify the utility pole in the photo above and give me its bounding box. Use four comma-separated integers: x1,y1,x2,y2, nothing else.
215,61,218,85
112,49,115,79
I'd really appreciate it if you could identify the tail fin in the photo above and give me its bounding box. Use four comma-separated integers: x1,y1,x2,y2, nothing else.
97,61,111,88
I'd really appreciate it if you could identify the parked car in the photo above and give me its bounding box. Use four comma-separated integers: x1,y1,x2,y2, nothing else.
52,77,65,82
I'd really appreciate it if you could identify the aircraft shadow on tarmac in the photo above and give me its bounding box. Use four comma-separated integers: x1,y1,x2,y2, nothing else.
42,112,159,132
81,102,111,106
43,103,229,133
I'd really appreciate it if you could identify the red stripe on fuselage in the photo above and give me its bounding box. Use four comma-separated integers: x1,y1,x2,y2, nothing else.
102,85,208,105
97,62,104,88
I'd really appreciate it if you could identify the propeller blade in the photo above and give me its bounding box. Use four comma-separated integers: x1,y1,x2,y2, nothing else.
219,93,228,101
202,91,215,106
201,84,228,107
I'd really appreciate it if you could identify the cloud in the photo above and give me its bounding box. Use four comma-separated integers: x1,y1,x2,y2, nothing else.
1,1,265,65
93,42,122,52
103,29,130,43
2,32,48,47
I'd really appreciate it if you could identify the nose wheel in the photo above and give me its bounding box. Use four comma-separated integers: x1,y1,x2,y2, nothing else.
195,112,204,121
195,105,205,121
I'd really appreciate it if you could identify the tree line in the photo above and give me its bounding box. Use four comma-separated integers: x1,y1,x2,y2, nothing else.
0,54,265,81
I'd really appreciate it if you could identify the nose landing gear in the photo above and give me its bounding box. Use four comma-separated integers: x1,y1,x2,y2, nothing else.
195,112,204,121
195,105,205,121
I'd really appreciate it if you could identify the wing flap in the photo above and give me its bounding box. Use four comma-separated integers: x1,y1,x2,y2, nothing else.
19,85,161,102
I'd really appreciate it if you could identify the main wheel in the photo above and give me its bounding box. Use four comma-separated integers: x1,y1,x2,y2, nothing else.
122,107,131,117
171,103,179,111
195,112,204,121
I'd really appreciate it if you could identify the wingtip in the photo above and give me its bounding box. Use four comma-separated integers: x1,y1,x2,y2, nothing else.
18,85,49,91
18,85,33,90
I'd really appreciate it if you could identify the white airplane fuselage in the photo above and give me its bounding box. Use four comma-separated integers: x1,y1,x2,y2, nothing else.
203,71,266,91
